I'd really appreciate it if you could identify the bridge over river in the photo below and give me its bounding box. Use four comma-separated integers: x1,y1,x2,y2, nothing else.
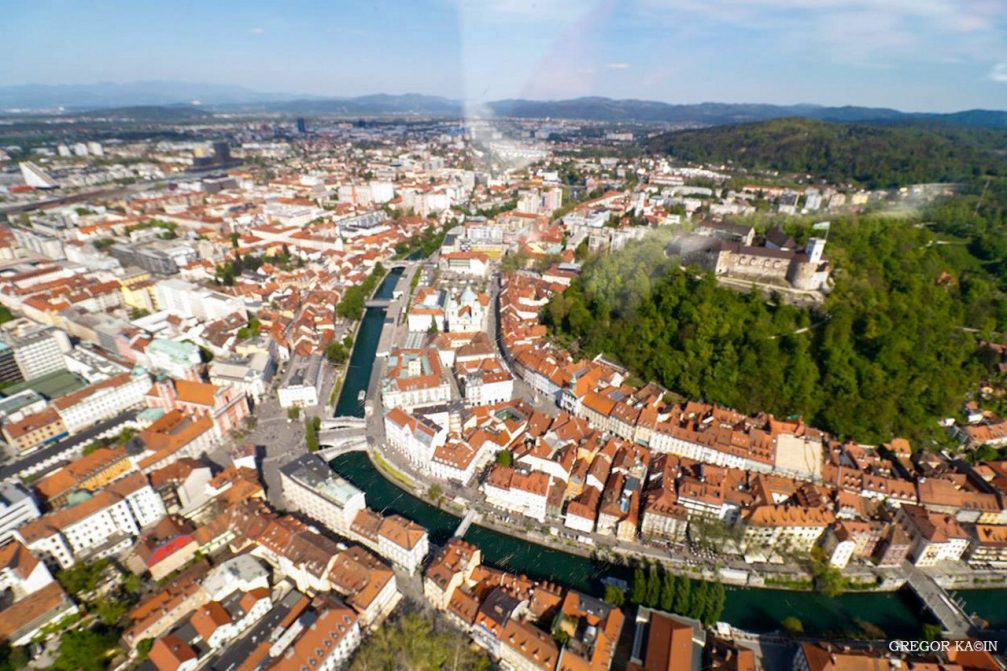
321,417,366,430
902,562,975,637
453,509,478,538
316,416,369,460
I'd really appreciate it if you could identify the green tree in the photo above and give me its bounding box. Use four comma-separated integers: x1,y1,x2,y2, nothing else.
0,644,28,671
922,623,943,642
688,580,709,620
123,573,143,596
660,571,675,612
543,217,1000,443
815,564,846,598
551,613,572,645
428,485,444,506
673,575,691,614
95,599,128,626
135,639,154,662
337,264,388,321
704,581,727,626
645,565,662,607
811,550,847,598
54,629,119,671
349,612,489,671
495,450,514,467
603,585,625,608
647,118,1007,189
56,559,110,597
781,616,804,636
325,340,349,365
630,567,647,605
304,417,320,452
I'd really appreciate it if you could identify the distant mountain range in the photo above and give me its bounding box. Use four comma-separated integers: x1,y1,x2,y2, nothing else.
2,82,1006,128
0,81,311,109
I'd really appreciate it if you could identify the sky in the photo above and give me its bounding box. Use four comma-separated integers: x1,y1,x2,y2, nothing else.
1,0,1006,112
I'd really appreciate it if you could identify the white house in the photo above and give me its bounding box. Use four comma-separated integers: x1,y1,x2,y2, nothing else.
381,348,452,411
383,407,447,468
482,467,550,524
439,251,490,277
16,472,166,569
377,515,429,574
52,369,151,434
898,504,970,567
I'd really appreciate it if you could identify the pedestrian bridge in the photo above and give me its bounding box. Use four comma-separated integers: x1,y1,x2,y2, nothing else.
364,299,391,308
321,417,366,430
317,434,368,460
454,509,478,538
902,562,974,636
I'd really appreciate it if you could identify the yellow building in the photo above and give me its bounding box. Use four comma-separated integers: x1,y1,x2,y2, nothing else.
1,408,67,454
119,271,158,314
34,445,134,508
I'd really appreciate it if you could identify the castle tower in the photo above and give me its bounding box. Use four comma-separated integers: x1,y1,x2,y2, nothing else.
806,237,826,264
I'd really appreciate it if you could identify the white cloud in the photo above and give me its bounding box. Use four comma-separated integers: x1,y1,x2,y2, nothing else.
606,62,630,69
249,27,265,35
991,63,1007,82
636,0,1004,65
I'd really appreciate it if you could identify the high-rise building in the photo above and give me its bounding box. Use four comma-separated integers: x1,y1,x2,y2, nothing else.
516,189,541,214
0,343,22,385
296,117,307,134
543,186,563,213
7,327,71,380
213,141,231,163
0,484,40,544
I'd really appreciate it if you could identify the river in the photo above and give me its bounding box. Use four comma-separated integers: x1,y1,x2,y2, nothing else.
330,268,1002,638
332,266,403,418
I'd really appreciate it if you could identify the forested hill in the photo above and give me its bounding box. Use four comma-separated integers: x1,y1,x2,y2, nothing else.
544,215,1007,443
646,118,1007,188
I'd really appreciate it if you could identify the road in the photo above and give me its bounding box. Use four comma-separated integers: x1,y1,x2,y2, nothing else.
0,410,139,480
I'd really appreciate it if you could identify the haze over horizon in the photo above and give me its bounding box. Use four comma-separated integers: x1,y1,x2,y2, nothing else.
4,0,1007,113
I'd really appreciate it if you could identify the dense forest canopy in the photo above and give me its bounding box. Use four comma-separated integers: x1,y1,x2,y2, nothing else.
544,209,1007,443
646,118,1007,189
